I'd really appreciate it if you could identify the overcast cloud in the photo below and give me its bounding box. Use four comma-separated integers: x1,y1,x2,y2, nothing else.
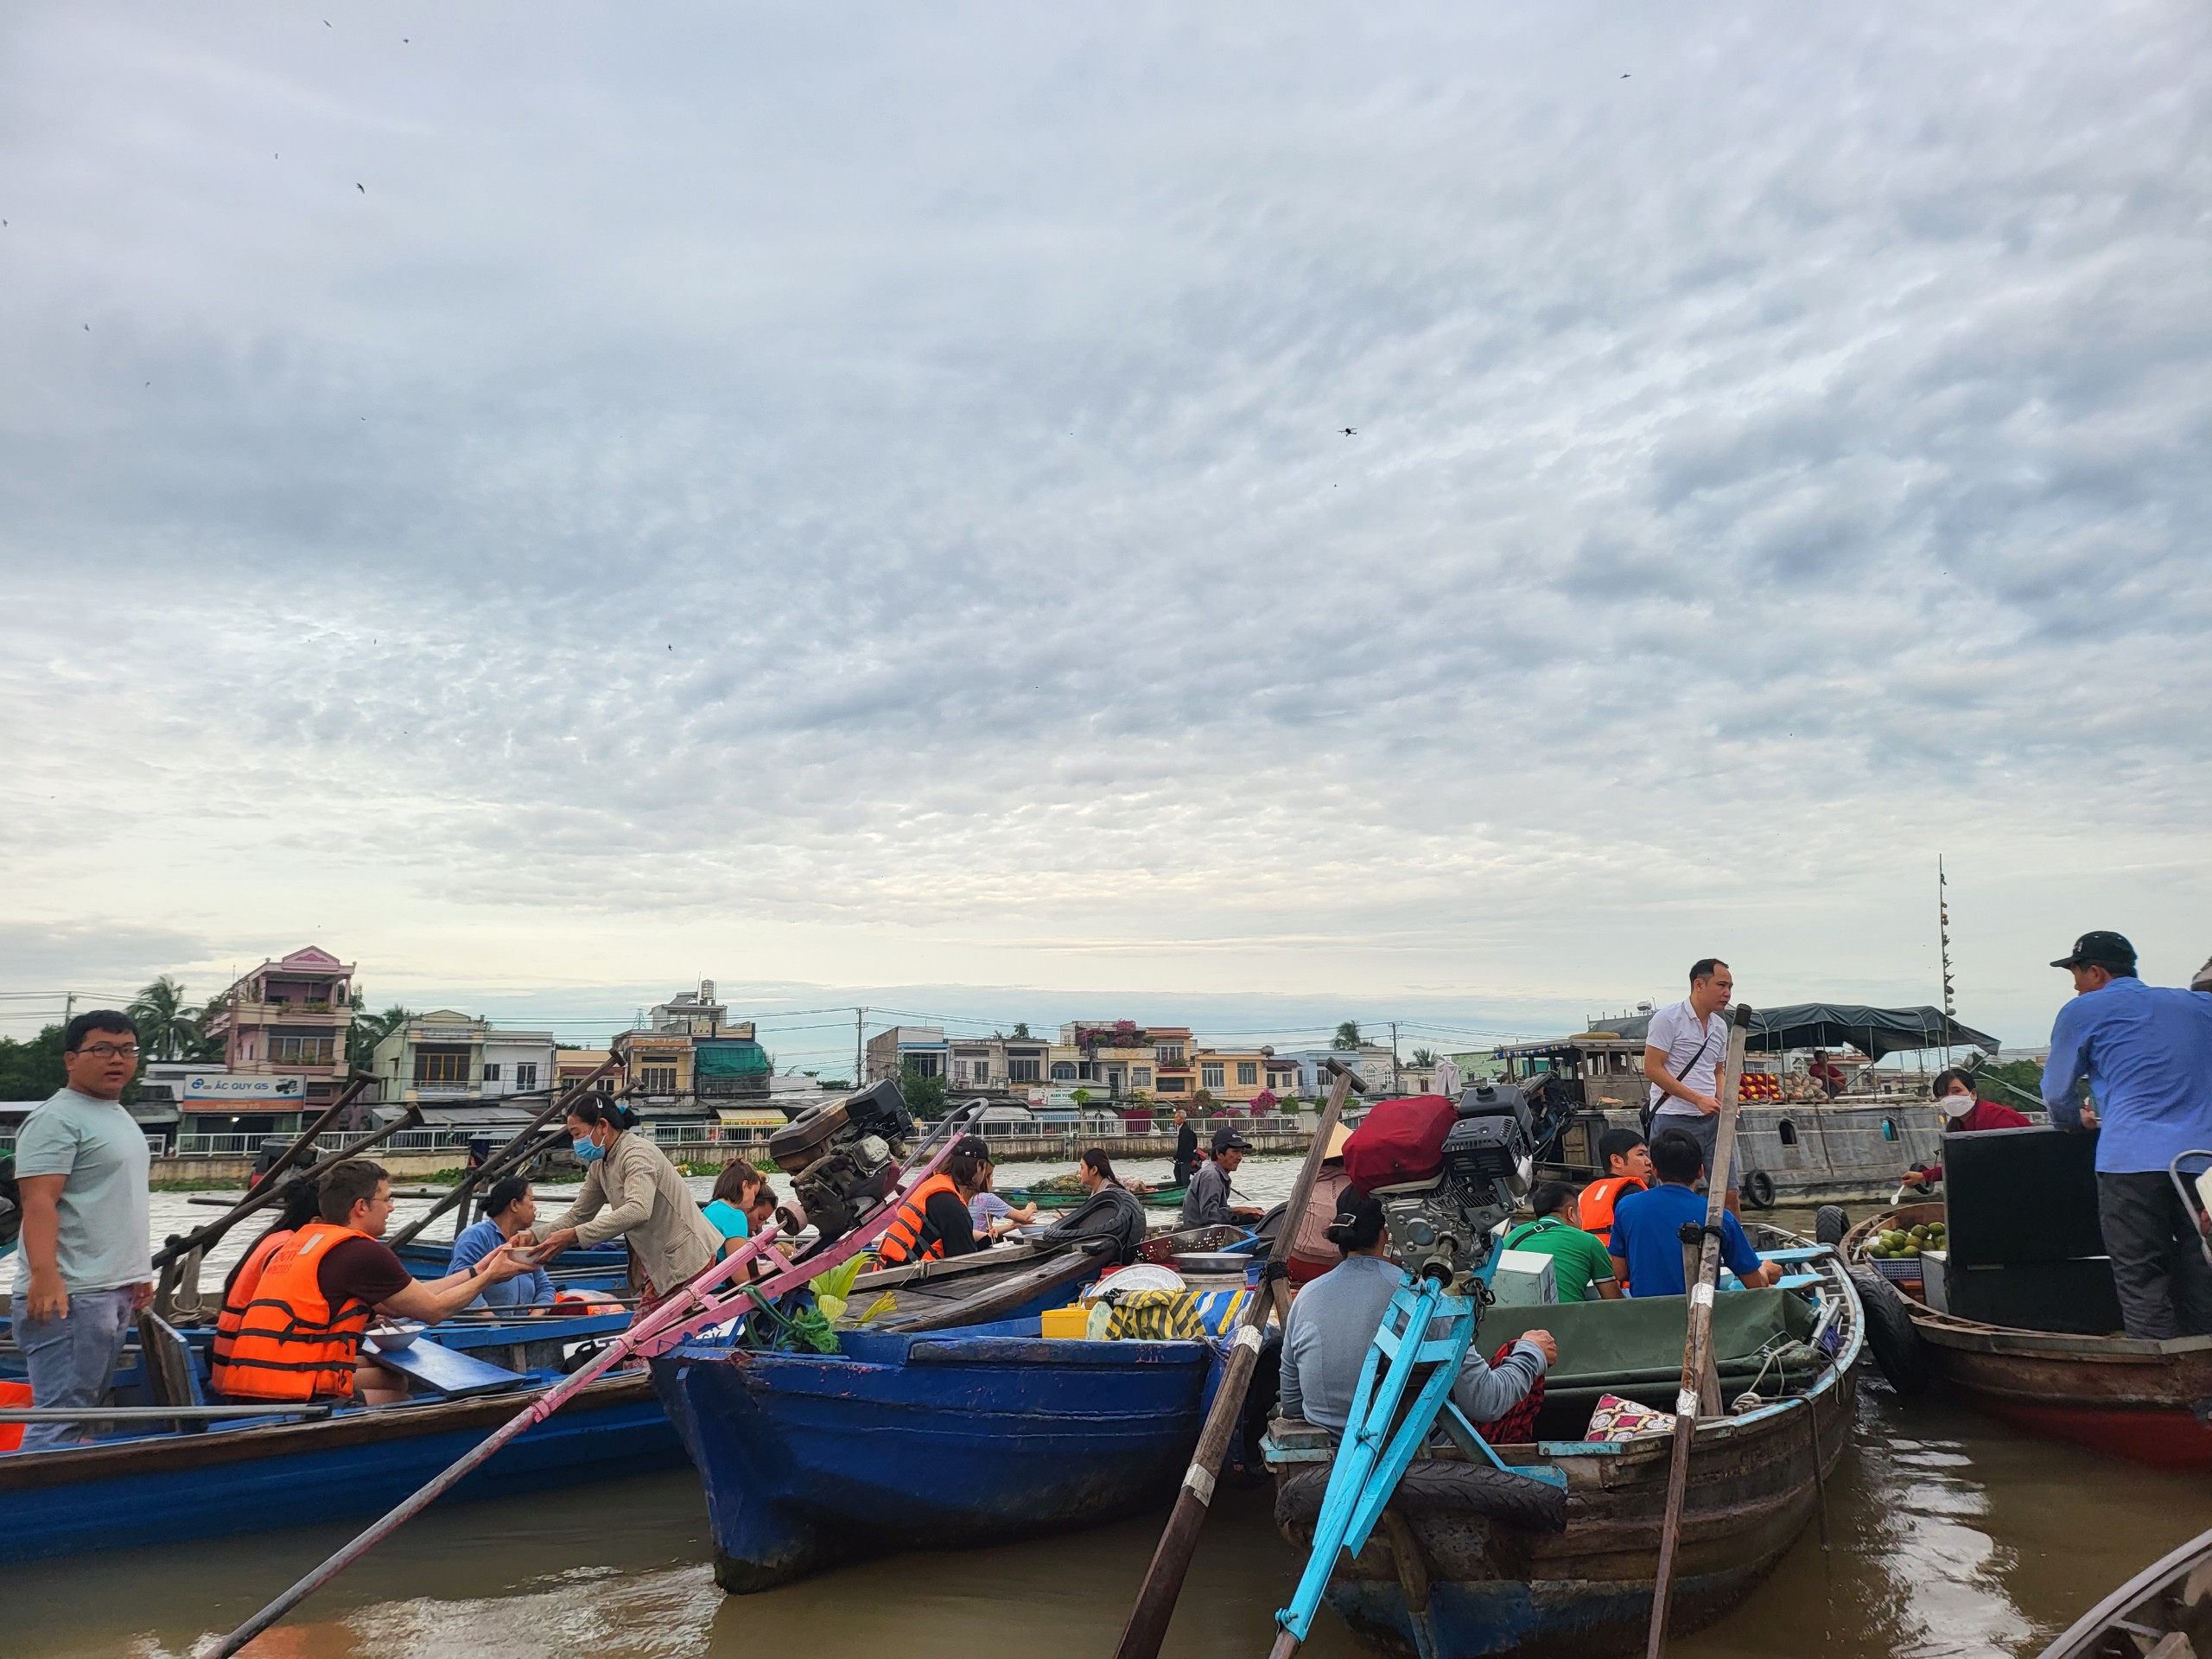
3,2,2208,1058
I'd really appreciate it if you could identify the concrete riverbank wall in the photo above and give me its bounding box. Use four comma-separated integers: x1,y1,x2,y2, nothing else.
146,1120,1319,1186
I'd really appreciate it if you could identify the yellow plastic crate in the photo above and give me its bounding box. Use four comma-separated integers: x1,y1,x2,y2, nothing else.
1039,1305,1091,1339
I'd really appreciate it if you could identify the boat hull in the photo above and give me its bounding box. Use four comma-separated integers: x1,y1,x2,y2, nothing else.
1914,1324,2212,1471
1274,1376,1857,1658
1269,1225,1864,1658
0,1374,683,1564
653,1321,1217,1592
1848,1205,2212,1472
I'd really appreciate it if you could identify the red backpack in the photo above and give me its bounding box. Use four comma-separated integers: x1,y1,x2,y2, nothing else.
1342,1095,1459,1194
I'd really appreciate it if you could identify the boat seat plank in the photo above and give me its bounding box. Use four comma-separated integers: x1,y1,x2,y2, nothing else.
368,1336,531,1399
136,1313,209,1427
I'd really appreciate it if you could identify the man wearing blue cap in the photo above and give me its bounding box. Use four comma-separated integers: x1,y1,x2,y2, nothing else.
2043,931,2212,1339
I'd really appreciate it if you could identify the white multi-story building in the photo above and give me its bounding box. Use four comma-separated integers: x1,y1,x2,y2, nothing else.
373,1012,556,1104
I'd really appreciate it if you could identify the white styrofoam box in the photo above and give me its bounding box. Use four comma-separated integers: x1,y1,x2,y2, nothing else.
1489,1247,1558,1306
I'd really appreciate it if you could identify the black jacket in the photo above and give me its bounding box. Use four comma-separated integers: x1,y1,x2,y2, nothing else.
1044,1183,1147,1264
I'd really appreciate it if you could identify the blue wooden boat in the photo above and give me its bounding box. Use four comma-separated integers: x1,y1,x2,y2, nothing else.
393,1234,632,1288
1263,1226,1865,1658
653,1313,1221,1591
0,1309,685,1563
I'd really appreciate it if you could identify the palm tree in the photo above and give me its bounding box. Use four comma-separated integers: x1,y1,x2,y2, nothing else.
348,1003,414,1072
1332,1020,1363,1052
1409,1047,1440,1068
127,976,201,1062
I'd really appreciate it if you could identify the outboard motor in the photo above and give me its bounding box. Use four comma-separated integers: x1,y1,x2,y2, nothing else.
1342,1084,1535,1292
765,1079,919,1247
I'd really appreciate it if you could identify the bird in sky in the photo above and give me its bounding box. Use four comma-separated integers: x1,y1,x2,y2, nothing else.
356,182,365,194
1341,427,1357,435
1621,73,1630,78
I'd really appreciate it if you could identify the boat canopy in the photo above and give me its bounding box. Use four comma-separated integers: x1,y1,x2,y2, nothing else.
1586,1003,2001,1061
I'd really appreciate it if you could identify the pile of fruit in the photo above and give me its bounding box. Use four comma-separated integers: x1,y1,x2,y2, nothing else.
1866,1220,1944,1258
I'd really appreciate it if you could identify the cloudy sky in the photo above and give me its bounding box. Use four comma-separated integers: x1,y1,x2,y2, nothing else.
3,3,2207,1067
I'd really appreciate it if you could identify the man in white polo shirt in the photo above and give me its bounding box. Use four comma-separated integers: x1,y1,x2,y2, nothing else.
1643,958,1738,1215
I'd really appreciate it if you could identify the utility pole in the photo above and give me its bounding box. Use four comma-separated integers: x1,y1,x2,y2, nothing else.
1938,856,1955,1069
1389,1020,1401,1096
64,991,77,1025
855,1007,866,1088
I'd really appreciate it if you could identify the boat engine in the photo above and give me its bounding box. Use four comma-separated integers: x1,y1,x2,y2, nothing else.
1346,1083,1535,1293
766,1079,919,1247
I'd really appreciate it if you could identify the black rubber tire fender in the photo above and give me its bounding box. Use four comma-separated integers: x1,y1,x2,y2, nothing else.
1814,1205,1851,1247
1274,1458,1569,1537
1741,1168,1777,1210
1849,1266,1932,1395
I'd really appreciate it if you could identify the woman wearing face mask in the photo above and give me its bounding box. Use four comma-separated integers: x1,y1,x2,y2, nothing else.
1902,1067,2032,1192
519,1096,721,1309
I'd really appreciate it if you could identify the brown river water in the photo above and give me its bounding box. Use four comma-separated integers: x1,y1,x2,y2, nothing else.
11,1168,2210,1658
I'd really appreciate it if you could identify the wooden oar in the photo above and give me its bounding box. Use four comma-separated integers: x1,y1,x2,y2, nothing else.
200,1106,977,1658
385,1053,624,1249
1642,1002,1755,1659
1112,1058,1365,1659
149,1099,423,1276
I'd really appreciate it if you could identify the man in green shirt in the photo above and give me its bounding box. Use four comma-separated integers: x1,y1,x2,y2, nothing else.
1501,1181,1622,1303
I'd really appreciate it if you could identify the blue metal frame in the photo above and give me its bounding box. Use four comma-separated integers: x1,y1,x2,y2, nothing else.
1274,1268,1565,1649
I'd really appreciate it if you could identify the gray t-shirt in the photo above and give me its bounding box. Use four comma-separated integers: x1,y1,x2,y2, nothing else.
1646,998,1726,1117
1179,1159,1236,1228
10,1087,152,1294
1279,1254,1546,1433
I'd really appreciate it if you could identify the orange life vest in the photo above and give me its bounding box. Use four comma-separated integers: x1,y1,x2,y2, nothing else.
1577,1176,1644,1240
209,1226,295,1372
874,1173,962,1267
208,1221,377,1402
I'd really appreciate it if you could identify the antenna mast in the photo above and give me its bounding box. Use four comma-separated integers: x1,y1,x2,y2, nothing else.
1938,856,1955,1067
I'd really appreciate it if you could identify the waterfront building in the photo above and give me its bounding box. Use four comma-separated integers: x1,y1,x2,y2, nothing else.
1276,1043,1400,1097
147,1061,305,1149
865,1025,948,1084
605,980,771,1135
555,1047,614,1095
1189,1046,1303,1112
200,946,356,1115
372,1011,556,1106
945,1034,1052,1094
1047,1020,1196,1103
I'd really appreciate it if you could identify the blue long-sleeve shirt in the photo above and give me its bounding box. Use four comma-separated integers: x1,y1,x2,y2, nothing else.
449,1217,556,1309
2043,976,2212,1173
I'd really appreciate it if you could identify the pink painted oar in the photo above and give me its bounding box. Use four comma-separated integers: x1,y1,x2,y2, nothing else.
202,1121,972,1658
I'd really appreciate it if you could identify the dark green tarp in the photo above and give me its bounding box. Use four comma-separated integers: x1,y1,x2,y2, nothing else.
1484,1286,1821,1418
1588,1003,1999,1060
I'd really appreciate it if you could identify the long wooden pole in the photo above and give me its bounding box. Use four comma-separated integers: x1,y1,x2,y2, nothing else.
1643,1002,1755,1659
205,1100,981,1658
386,1052,625,1249
149,1095,421,1274
145,1075,371,1273
1112,1058,1365,1659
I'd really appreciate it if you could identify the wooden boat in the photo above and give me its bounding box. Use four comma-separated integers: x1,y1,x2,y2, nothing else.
1007,1182,1186,1211
844,1236,1116,1332
393,1234,632,1287
1844,1203,2212,1471
1263,1224,1863,1658
2037,1526,2212,1658
652,1312,1217,1592
0,1335,683,1563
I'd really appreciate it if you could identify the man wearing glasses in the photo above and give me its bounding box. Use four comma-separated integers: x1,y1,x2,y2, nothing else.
10,1011,153,1451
